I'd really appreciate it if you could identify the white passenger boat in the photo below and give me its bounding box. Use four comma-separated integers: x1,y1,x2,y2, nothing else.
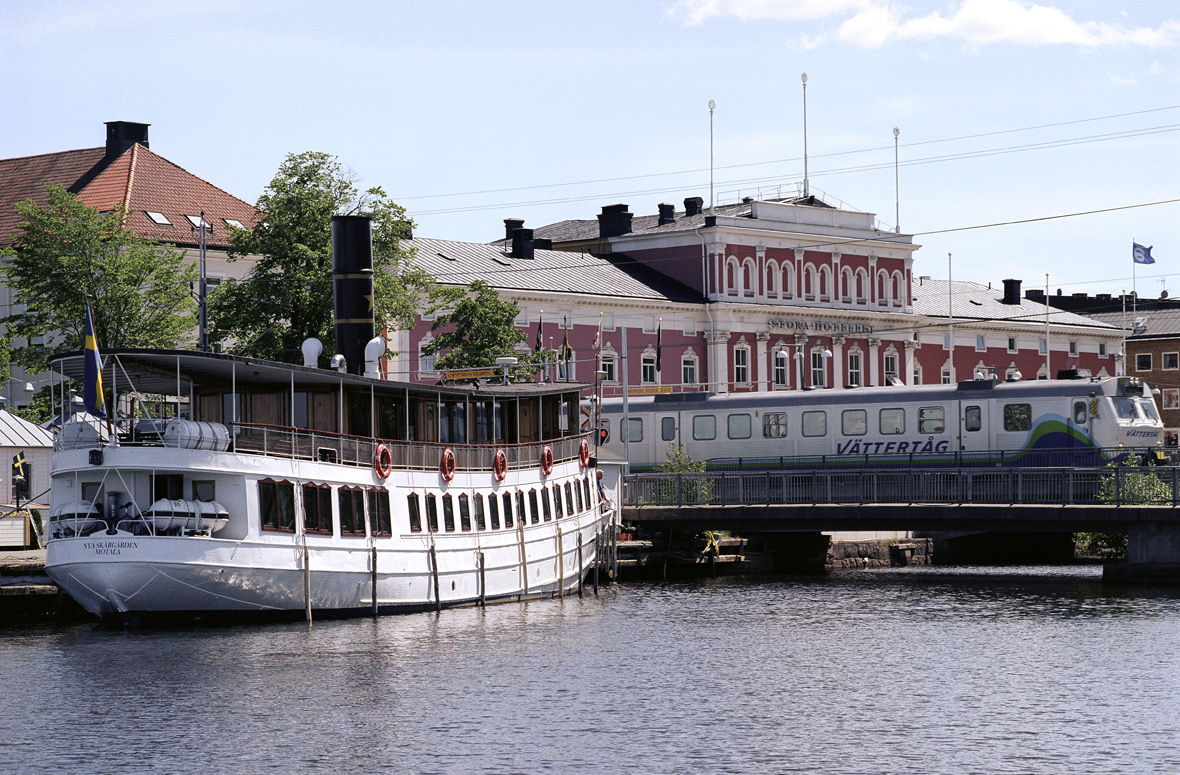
44,216,613,626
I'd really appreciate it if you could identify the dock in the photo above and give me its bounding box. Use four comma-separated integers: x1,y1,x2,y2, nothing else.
0,550,92,624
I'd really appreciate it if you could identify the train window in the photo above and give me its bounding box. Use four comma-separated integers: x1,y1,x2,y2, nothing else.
1073,401,1088,425
918,407,945,434
763,412,787,438
728,414,752,439
802,411,826,437
1003,403,1032,431
1139,400,1161,422
693,415,716,440
841,409,867,436
879,408,905,435
624,418,643,442
661,417,676,441
964,406,982,432
1112,398,1137,421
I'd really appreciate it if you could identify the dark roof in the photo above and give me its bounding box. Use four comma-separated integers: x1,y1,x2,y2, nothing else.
912,279,1116,329
407,236,701,303
1088,309,1180,338
1,144,256,250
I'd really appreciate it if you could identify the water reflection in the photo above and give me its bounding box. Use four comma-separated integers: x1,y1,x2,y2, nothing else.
3,569,1180,774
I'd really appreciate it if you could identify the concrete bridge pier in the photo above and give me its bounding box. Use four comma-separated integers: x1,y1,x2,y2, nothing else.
1104,521,1180,584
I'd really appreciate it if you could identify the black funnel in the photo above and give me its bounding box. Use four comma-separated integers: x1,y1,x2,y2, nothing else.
331,215,375,376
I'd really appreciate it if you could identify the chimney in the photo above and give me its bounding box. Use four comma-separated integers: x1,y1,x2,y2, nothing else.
511,228,535,260
331,215,375,376
657,203,676,226
105,121,149,160
684,197,704,217
503,218,524,241
597,204,633,239
1002,278,1022,305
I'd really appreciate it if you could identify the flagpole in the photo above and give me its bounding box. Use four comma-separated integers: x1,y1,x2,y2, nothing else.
1133,240,1137,316
1044,273,1050,379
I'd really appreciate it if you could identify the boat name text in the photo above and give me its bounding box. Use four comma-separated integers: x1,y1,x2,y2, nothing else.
83,540,138,556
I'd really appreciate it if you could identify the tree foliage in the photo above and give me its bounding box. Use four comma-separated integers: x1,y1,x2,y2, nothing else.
424,280,548,375
208,151,431,363
2,184,198,372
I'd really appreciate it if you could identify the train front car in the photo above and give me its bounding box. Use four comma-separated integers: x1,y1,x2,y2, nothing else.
1098,376,1164,451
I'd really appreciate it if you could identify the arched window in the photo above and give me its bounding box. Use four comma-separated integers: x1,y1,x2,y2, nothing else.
892,271,905,307
781,264,794,299
840,267,853,302
765,261,779,298
804,265,817,300
877,271,890,306
725,257,738,296
855,269,868,303
742,259,756,297
818,266,832,301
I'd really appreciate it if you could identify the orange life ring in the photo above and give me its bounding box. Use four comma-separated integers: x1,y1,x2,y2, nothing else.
374,444,393,480
440,448,456,482
493,448,508,482
540,445,554,477
579,439,590,468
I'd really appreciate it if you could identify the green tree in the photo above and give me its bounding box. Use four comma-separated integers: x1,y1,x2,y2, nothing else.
423,280,548,376
653,442,713,504
209,151,431,362
2,184,198,372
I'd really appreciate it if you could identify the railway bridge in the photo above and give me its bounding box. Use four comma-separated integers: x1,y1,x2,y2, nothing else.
620,465,1180,582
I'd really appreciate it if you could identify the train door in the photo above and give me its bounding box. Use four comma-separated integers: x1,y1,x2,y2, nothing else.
1067,396,1090,448
959,401,991,451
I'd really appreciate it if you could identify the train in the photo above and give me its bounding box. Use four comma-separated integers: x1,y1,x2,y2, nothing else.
591,374,1165,469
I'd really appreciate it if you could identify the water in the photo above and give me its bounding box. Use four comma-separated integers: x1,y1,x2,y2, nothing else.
3,567,1179,774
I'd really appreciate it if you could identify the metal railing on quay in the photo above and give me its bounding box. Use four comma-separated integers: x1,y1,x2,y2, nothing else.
623,465,1180,509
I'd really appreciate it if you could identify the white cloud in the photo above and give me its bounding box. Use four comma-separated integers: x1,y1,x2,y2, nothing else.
669,0,1180,49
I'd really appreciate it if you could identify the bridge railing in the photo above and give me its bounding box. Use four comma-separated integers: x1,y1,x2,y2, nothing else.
623,466,1180,508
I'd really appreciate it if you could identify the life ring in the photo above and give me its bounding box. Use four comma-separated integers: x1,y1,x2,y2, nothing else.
374,444,393,480
493,449,508,482
579,439,590,469
440,448,456,482
540,445,554,477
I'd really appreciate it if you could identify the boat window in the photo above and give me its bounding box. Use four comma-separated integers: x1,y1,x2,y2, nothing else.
964,406,982,432
727,414,752,439
368,489,392,536
553,485,565,519
154,474,184,501
516,491,527,526
503,492,514,528
488,495,501,530
624,418,643,442
541,489,552,521
842,409,867,437
802,411,827,438
661,417,676,441
339,487,367,537
582,477,592,508
565,482,575,514
762,412,787,438
879,408,905,435
302,483,332,534
458,493,472,531
407,493,422,533
575,479,585,513
425,494,439,532
442,494,456,532
919,407,945,434
528,489,540,524
259,479,295,532
1139,399,1161,422
193,481,215,502
82,483,103,511
473,494,486,531
693,415,716,441
1003,403,1033,431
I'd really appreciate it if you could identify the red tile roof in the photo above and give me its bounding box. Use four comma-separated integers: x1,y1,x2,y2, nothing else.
1,144,257,250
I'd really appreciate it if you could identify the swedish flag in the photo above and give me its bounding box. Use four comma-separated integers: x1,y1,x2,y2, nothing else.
83,298,106,418
12,452,26,479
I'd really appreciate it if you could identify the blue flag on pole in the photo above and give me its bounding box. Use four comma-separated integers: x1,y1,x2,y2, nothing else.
83,299,107,418
1133,242,1155,265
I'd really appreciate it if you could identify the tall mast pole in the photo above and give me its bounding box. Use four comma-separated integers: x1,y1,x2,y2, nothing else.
801,73,810,198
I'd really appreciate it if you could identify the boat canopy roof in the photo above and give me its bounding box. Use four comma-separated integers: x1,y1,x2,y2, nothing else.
49,348,589,400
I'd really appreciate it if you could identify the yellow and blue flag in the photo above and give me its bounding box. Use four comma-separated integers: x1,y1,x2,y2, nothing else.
83,299,106,418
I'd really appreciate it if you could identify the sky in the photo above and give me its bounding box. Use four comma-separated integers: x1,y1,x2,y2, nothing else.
2,0,1178,300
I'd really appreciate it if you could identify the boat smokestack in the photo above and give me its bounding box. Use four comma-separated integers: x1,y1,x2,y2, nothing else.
331,215,376,376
